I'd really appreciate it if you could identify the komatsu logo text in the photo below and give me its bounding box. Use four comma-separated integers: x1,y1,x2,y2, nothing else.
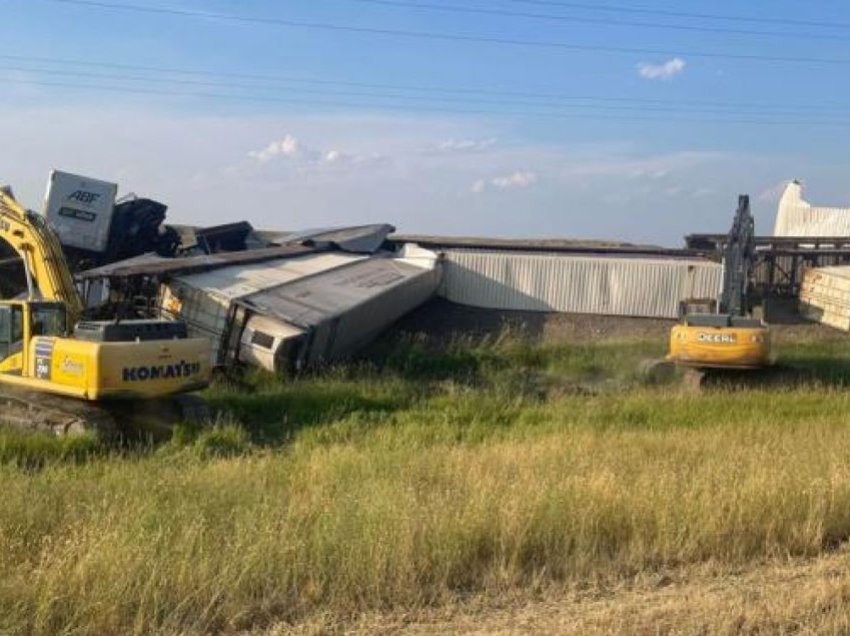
697,332,737,344
122,360,201,382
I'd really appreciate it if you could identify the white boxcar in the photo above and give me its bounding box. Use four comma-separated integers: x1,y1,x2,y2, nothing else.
159,245,442,372
159,252,368,364
439,249,722,319
43,170,118,253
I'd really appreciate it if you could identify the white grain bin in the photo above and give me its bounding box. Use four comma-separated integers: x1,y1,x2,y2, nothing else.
774,181,850,237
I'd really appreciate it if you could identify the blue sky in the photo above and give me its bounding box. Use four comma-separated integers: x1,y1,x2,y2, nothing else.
3,0,850,245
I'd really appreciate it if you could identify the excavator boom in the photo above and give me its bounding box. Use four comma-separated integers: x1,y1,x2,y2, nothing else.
0,188,83,318
718,195,756,317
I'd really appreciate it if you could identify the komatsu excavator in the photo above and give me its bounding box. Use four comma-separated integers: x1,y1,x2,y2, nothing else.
0,187,211,435
667,195,772,369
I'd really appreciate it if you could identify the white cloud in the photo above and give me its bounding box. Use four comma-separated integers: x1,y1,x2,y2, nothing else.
472,170,538,193
437,137,497,153
248,134,371,167
323,149,342,163
493,171,538,189
249,134,301,162
637,57,686,81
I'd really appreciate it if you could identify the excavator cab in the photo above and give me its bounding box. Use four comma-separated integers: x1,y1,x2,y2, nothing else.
0,301,68,373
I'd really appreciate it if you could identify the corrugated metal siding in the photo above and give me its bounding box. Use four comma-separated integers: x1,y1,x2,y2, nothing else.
439,249,722,319
248,258,428,326
171,252,368,300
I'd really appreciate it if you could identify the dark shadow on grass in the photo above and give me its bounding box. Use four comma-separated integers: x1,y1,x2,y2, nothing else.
700,357,850,390
367,297,548,347
206,383,413,445
376,344,487,383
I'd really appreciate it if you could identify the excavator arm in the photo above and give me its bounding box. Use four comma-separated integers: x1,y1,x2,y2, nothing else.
718,195,756,317
0,188,83,320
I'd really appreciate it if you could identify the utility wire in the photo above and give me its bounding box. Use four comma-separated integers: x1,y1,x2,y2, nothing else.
8,64,848,117
6,75,850,127
8,64,850,117
345,0,850,42
4,53,850,114
509,0,850,31
43,0,850,66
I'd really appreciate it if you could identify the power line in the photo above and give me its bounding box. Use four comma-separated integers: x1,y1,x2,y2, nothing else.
345,0,850,42
8,64,849,117
43,0,850,66
9,64,850,118
4,53,850,114
509,0,850,31
6,75,850,127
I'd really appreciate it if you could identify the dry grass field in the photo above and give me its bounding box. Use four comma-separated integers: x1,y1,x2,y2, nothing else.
2,308,850,634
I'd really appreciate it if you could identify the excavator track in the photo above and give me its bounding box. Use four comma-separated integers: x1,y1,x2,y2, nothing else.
0,386,211,439
106,394,212,441
0,386,118,437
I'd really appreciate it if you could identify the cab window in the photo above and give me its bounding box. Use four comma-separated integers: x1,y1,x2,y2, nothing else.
12,306,22,342
31,305,66,337
0,305,23,360
0,307,8,359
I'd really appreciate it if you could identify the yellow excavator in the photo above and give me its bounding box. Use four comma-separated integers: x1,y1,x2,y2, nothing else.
667,195,772,369
0,187,212,435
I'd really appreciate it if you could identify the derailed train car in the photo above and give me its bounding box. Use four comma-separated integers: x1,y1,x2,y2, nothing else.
158,244,442,373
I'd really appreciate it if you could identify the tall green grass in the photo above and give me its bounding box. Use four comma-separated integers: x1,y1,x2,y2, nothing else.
2,333,850,633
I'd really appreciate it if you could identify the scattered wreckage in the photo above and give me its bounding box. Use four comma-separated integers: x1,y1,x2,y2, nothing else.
78,226,442,374
34,171,443,374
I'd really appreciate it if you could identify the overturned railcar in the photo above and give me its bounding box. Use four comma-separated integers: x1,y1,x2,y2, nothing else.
158,245,442,373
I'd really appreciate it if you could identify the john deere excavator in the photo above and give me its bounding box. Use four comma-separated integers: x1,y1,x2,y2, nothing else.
667,194,772,369
0,187,212,436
